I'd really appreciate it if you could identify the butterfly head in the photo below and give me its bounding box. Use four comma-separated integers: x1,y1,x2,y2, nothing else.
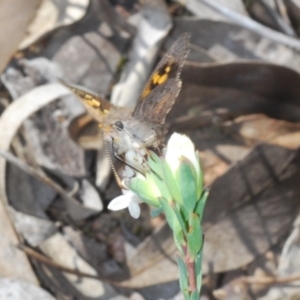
102,112,161,155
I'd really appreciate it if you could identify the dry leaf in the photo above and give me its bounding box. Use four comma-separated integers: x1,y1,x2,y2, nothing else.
0,83,69,204
0,84,68,283
39,232,117,299
283,0,300,34
2,58,88,177
0,0,41,73
172,62,300,128
225,114,300,149
170,18,300,70
244,0,295,36
259,216,300,299
43,0,129,93
0,82,102,220
203,143,300,273
10,208,56,247
213,277,250,300
116,222,178,288
19,0,89,49
174,0,248,22
0,278,56,300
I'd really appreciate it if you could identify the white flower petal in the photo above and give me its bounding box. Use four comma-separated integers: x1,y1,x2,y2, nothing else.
128,202,141,219
123,190,143,204
165,133,199,178
108,195,131,211
125,149,145,172
123,165,135,178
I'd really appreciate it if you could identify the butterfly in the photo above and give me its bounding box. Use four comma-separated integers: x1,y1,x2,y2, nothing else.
61,34,189,172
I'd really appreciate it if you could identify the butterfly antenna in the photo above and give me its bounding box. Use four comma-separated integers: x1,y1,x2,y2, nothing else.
104,141,124,189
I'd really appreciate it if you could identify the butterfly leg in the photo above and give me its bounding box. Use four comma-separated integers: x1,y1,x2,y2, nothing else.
104,141,125,190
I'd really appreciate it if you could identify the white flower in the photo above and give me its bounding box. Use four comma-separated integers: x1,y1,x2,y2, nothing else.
108,133,202,218
108,189,143,219
125,149,148,173
108,151,146,219
166,133,200,178
123,165,135,178
165,133,202,199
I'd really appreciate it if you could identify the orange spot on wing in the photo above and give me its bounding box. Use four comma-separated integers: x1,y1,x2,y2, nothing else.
142,67,171,98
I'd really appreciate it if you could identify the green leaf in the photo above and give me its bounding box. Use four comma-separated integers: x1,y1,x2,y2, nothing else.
177,256,189,299
194,189,208,222
150,206,163,218
190,291,200,300
129,177,159,207
177,159,197,213
159,198,176,231
195,251,203,293
159,199,186,247
180,204,189,224
187,214,203,259
173,231,185,255
147,171,171,202
172,204,188,237
173,216,186,246
149,150,161,164
162,159,182,205
195,151,203,200
148,151,163,177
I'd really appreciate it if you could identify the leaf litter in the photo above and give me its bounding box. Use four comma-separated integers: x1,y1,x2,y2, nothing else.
1,0,300,299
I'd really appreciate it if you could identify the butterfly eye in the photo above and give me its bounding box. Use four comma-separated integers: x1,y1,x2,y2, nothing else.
114,121,124,130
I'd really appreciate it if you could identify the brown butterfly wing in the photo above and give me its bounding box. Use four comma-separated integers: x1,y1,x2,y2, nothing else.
133,33,190,124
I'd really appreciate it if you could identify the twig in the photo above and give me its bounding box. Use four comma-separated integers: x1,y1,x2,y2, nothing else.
19,244,101,280
95,0,135,36
274,0,292,26
245,273,300,285
256,0,295,36
20,244,128,286
215,273,300,299
0,150,79,205
178,0,300,51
